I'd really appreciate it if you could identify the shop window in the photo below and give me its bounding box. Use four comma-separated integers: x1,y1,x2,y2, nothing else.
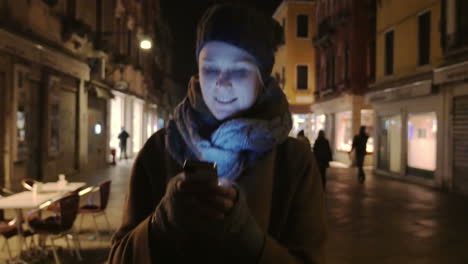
110,96,124,156
335,111,352,152
407,112,437,178
14,67,29,161
297,15,308,38
361,109,374,153
312,114,326,142
133,100,143,153
292,114,313,140
378,115,402,173
418,11,431,66
47,76,61,157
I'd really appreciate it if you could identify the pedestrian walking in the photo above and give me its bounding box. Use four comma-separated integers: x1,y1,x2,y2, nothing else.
297,129,311,146
109,4,326,264
118,128,130,160
313,130,332,189
350,126,369,183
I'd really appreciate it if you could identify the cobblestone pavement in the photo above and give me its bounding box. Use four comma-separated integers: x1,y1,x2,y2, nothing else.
2,161,468,263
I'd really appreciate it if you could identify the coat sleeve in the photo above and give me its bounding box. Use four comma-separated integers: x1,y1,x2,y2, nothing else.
108,132,166,264
259,141,327,264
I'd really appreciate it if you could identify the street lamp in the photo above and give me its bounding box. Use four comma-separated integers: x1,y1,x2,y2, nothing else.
139,38,152,50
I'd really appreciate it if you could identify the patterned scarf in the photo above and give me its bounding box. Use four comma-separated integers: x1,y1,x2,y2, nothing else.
166,76,292,181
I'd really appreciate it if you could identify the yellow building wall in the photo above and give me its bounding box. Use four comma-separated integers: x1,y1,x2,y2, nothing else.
376,0,443,82
273,4,288,96
273,2,316,106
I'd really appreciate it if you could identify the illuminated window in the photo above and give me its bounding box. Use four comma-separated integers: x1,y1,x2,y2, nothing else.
335,111,352,152
407,112,437,177
361,109,374,153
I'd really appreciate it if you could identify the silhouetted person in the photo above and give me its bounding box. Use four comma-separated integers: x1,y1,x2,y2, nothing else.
118,128,130,160
313,130,332,189
297,130,310,146
350,126,369,183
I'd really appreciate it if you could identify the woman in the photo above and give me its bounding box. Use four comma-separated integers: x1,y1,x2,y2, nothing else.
313,130,332,189
108,4,327,264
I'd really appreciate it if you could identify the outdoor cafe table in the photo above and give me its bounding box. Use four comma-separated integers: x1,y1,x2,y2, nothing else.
40,182,86,193
0,182,86,261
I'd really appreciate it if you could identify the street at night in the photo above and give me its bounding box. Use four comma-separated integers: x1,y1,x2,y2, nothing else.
1,0,468,263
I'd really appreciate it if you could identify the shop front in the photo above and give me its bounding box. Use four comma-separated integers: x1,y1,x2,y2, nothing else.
0,29,89,188
312,95,374,166
434,61,468,194
368,80,444,186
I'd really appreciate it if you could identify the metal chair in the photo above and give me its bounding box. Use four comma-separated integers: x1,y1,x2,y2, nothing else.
78,180,112,240
29,194,82,264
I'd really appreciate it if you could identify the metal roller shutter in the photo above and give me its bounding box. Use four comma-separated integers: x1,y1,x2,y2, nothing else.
453,95,468,195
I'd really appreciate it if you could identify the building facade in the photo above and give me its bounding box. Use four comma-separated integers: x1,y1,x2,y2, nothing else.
368,0,448,189
0,0,158,189
273,0,317,140
432,0,468,195
313,0,376,165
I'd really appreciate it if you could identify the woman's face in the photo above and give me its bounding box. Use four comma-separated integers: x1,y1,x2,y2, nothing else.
198,41,261,121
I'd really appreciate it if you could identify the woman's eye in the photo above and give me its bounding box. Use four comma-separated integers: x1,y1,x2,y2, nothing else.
230,69,249,78
202,67,219,75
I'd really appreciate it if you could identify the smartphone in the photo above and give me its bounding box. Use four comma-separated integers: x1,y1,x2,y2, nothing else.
183,160,218,183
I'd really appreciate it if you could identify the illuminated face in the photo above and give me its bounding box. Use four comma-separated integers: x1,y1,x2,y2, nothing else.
198,41,261,121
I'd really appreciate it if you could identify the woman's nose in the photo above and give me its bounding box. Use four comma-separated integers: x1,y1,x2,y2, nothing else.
216,72,232,87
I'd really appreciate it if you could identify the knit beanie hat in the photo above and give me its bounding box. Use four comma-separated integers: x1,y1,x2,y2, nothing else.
196,4,284,83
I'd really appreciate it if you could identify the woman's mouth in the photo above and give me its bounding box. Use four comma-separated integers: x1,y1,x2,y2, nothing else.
215,97,237,104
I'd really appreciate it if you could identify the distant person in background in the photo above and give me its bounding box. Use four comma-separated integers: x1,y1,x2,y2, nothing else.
118,128,130,160
297,130,310,146
313,130,332,189
350,126,369,183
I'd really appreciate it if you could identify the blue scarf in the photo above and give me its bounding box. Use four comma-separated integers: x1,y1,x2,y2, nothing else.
166,76,292,181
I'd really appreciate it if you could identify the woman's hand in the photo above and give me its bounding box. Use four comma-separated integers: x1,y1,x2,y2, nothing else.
177,176,238,220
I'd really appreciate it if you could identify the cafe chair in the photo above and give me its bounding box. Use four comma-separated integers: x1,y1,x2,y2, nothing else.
29,194,82,264
78,180,112,240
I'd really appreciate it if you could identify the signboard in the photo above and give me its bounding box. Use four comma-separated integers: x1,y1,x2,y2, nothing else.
367,80,432,104
434,61,468,85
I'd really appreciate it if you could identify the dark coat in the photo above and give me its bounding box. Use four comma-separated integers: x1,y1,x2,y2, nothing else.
313,137,332,168
108,129,327,264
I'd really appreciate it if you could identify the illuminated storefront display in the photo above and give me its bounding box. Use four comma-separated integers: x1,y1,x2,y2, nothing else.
292,113,314,140
133,100,143,154
361,110,374,153
312,114,326,141
110,96,124,156
335,111,353,152
407,112,437,177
